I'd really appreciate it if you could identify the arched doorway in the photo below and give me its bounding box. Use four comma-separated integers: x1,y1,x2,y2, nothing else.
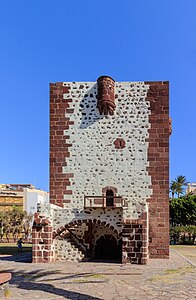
94,234,121,260
106,189,114,206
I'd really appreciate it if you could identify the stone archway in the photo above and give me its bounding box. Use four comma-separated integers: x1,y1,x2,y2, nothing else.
53,218,122,262
94,234,121,260
53,218,120,238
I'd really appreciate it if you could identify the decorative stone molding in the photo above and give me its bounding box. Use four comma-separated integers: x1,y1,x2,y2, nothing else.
97,76,116,115
53,218,119,239
102,186,117,195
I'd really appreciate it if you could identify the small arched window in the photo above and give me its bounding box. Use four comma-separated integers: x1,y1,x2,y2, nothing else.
106,189,114,206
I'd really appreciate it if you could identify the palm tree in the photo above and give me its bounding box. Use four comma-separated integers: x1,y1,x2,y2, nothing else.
170,180,178,198
170,175,187,198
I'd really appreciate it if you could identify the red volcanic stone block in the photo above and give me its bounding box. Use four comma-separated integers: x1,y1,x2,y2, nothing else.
66,108,74,114
64,190,72,195
63,199,71,203
62,87,70,93
114,138,126,149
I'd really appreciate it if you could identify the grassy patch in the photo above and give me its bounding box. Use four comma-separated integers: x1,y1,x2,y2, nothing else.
164,268,186,275
149,266,195,284
88,274,105,279
4,287,12,298
72,273,106,283
73,279,90,283
170,245,196,248
0,243,32,255
165,266,194,275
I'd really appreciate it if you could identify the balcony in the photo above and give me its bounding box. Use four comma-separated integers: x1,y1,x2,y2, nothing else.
84,195,125,208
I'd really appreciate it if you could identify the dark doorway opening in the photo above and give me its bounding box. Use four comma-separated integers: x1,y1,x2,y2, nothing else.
94,235,121,261
106,190,114,206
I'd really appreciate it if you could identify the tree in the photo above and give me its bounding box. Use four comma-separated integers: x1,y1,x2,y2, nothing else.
170,225,196,244
170,194,196,244
170,180,178,198
0,214,4,240
23,213,33,242
170,194,196,226
0,206,32,242
170,175,187,198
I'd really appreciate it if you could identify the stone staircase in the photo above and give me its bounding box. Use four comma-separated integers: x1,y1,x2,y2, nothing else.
54,231,87,262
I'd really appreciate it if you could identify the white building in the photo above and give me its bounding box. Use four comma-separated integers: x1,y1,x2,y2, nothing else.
23,187,49,216
186,183,196,195
0,183,49,215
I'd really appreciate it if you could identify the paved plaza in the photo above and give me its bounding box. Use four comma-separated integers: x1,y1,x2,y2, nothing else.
0,247,196,300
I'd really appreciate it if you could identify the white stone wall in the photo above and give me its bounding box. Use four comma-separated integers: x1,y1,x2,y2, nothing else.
62,81,152,219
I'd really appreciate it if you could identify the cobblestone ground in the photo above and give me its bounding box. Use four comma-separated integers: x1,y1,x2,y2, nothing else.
0,248,196,300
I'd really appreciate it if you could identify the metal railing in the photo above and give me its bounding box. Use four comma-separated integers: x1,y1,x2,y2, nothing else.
84,195,124,208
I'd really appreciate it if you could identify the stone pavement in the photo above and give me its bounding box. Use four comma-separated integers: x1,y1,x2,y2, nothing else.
0,247,196,300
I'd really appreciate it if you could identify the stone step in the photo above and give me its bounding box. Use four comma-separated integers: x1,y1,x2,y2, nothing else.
67,239,86,253
55,239,85,262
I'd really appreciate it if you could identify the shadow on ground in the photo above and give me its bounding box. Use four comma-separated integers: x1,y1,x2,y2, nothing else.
5,268,104,299
0,252,32,263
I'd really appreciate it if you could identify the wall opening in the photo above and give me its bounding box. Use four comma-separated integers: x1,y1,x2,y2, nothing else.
94,234,121,260
106,189,114,206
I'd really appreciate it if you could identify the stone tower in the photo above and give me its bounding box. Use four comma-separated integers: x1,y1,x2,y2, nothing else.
32,76,170,264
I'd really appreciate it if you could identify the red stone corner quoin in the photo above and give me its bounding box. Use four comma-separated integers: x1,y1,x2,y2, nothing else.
49,82,73,207
145,80,170,259
32,78,170,264
97,75,116,115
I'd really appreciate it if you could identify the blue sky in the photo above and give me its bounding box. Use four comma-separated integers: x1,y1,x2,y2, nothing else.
0,0,195,191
